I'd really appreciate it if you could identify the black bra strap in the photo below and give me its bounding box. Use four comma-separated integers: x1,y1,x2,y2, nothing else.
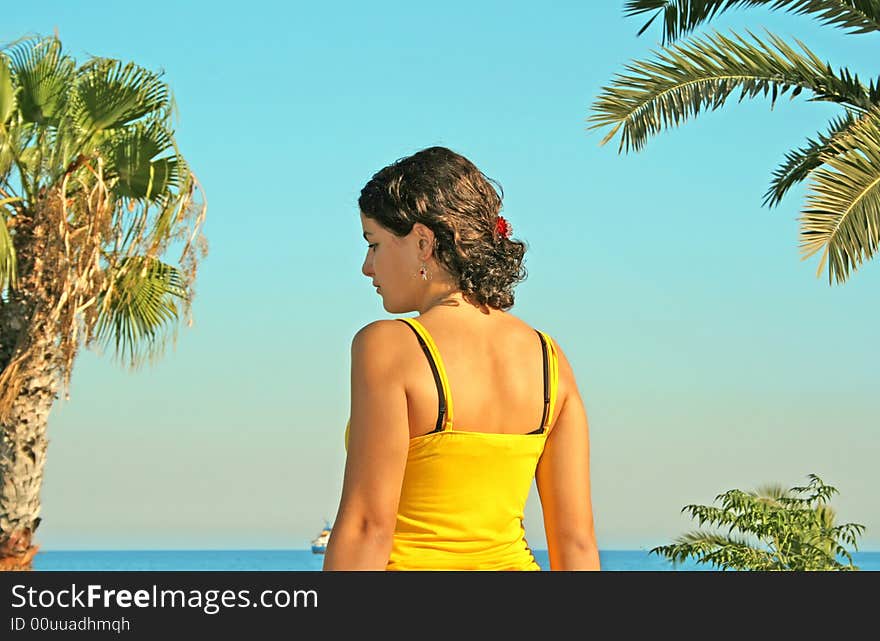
398,319,446,433
526,425,545,435
533,330,551,434
399,320,549,436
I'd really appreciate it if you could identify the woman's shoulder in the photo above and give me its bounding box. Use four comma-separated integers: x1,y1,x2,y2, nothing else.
352,318,406,339
351,318,431,362
501,312,566,352
350,318,412,352
508,318,579,393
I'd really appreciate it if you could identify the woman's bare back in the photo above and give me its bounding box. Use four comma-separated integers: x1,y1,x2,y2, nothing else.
395,307,568,439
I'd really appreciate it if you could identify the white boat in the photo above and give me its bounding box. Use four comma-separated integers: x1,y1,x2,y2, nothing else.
311,523,332,554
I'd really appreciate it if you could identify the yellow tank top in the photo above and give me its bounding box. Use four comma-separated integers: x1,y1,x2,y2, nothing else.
344,317,559,571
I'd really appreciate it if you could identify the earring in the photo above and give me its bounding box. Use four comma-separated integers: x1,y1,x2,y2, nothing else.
418,263,429,281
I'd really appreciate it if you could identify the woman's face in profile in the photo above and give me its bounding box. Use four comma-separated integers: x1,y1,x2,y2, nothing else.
360,212,418,313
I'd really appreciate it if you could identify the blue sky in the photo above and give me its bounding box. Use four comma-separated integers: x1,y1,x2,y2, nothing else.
6,1,878,552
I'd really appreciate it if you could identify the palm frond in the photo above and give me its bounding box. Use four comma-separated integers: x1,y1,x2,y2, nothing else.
698,539,779,570
0,53,16,126
588,29,871,153
624,1,880,45
0,209,16,291
144,167,192,248
94,255,187,368
799,108,880,284
101,120,182,201
71,58,170,136
752,482,789,499
764,111,860,207
651,530,778,569
6,36,74,126
0,117,18,180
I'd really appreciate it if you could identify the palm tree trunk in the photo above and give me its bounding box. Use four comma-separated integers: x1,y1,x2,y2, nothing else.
0,213,58,571
0,337,56,570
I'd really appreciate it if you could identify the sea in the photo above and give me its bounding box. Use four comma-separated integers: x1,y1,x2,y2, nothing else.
31,549,880,571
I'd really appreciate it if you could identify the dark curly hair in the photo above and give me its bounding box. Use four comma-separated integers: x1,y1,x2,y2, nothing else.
358,146,527,311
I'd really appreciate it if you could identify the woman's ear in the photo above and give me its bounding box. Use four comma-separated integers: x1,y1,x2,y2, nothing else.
413,223,435,259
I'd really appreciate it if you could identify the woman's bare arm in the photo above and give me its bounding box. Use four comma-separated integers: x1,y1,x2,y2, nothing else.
322,321,410,570
535,339,600,571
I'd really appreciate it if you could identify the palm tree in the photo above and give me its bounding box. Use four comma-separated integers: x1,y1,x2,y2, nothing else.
650,474,865,570
589,1,880,285
0,35,207,570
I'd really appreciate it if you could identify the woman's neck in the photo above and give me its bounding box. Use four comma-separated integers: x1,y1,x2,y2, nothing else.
416,289,495,317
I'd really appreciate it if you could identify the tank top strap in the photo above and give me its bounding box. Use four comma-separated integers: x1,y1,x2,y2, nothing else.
398,317,455,432
535,329,560,429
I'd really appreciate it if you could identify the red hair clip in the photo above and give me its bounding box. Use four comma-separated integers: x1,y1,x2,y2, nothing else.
495,215,512,239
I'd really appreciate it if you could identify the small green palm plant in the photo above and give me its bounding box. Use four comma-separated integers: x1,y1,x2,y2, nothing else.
650,474,865,570
589,1,880,285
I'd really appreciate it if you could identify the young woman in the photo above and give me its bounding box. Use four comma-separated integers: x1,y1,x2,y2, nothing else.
323,146,600,571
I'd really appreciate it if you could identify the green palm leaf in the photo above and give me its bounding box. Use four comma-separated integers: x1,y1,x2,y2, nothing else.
144,169,193,249
6,36,74,126
588,29,872,153
800,109,880,283
0,132,16,181
0,53,16,126
71,58,170,136
0,209,16,291
625,1,880,44
0,54,17,181
94,256,187,367
764,112,860,206
101,120,182,200
652,531,779,569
